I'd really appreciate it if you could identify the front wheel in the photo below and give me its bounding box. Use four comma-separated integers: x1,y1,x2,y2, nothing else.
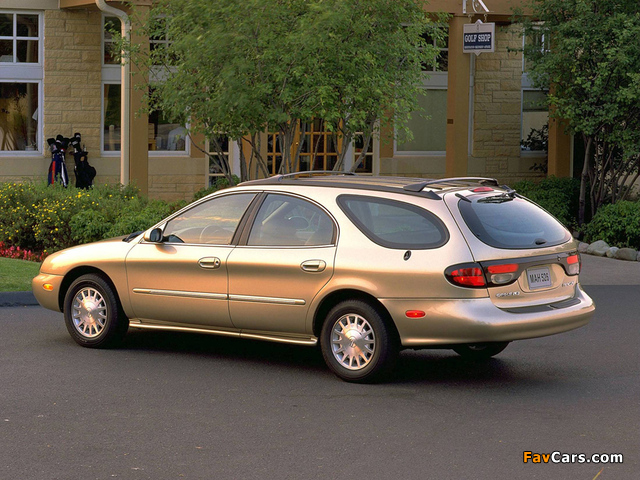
63,274,129,348
320,300,398,383
453,342,509,361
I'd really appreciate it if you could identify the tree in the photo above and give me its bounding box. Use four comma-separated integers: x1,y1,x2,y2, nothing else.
516,0,640,226
117,0,445,181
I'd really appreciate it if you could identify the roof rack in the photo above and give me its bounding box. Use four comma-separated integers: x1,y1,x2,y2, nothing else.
278,170,356,180
403,177,499,192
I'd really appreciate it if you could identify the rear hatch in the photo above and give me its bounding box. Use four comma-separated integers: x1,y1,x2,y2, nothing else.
443,189,580,309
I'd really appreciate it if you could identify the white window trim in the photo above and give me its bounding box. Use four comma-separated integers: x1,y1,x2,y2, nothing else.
0,10,43,155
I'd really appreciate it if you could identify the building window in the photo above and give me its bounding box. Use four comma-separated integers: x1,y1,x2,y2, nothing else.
421,30,448,72
149,16,173,66
102,16,119,65
0,82,38,152
148,106,187,153
0,11,42,154
102,83,121,152
396,88,448,154
353,132,373,173
0,12,39,64
206,135,230,186
521,90,548,153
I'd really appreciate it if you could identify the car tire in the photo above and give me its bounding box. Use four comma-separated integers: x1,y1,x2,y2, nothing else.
320,300,398,383
63,274,129,348
453,342,509,361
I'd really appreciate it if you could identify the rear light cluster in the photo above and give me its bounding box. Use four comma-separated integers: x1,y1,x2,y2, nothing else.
566,254,580,275
444,262,521,288
445,253,581,289
445,263,487,288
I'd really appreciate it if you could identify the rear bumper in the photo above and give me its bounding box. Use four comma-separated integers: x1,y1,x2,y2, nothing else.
32,273,64,312
380,284,594,348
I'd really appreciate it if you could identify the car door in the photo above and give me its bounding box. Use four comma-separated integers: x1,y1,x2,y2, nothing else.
125,192,257,328
227,192,337,335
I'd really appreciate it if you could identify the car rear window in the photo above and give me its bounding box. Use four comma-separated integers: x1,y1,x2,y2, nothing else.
458,196,571,249
337,195,449,249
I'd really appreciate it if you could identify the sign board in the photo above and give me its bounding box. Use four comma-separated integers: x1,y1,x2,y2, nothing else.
463,20,495,55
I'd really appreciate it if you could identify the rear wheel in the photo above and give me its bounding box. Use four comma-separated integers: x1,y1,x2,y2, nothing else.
453,342,509,361
320,300,398,383
63,274,129,348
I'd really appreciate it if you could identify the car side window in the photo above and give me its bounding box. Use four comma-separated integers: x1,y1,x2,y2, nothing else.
337,195,449,249
247,194,335,247
163,193,256,244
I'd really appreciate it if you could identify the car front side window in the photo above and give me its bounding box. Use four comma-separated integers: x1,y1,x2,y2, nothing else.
163,193,256,244
247,194,335,247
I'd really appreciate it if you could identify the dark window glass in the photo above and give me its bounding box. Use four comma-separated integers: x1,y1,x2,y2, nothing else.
458,196,570,249
337,195,449,249
0,14,12,36
103,84,121,151
16,15,38,37
17,39,38,63
248,194,335,247
163,193,256,245
0,40,12,62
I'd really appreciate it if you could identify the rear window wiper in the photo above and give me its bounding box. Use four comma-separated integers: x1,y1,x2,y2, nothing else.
477,186,517,203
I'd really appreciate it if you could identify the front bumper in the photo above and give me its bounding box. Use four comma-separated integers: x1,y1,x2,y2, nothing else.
381,284,595,348
32,273,64,312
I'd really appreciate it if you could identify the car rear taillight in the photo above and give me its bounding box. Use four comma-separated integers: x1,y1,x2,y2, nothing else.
566,253,580,275
445,263,487,288
486,263,518,285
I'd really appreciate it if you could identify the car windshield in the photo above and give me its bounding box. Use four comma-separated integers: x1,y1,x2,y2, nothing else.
458,195,570,249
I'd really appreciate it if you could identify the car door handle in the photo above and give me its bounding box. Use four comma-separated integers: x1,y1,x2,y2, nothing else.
198,257,221,269
300,260,326,273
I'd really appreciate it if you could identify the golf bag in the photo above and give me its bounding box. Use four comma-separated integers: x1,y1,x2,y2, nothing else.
46,136,69,187
70,133,96,189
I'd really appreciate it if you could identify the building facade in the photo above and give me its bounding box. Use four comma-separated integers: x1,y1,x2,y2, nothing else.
1,0,574,201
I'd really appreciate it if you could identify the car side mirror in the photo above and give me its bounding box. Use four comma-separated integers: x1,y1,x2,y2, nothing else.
144,227,164,243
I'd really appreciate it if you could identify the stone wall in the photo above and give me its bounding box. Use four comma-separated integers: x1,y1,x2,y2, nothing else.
471,25,545,183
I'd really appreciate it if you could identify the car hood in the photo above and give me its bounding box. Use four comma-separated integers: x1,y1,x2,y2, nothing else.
39,236,137,275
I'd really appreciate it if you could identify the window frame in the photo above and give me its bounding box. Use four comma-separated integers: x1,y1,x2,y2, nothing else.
337,194,450,250
242,192,338,248
157,191,259,246
0,10,43,155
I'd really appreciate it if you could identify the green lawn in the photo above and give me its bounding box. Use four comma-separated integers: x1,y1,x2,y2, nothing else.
0,257,41,292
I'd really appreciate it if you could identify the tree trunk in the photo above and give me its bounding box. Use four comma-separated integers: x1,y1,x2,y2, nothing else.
578,135,592,227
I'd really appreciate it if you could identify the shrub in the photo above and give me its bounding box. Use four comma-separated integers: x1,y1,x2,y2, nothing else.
512,176,581,229
0,181,181,255
583,201,640,249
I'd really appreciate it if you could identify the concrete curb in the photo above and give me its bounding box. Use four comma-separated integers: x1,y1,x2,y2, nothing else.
0,291,38,307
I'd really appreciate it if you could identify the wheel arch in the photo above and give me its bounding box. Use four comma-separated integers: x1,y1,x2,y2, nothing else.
312,289,399,341
58,266,123,313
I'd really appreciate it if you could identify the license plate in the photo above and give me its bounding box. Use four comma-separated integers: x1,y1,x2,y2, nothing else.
527,266,552,289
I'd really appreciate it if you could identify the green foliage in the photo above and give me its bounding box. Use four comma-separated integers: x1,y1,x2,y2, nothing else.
118,0,446,177
513,176,581,229
0,182,180,254
192,175,240,201
515,0,640,222
583,201,640,249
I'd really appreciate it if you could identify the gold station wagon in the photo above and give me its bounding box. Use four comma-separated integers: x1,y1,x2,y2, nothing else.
33,173,595,382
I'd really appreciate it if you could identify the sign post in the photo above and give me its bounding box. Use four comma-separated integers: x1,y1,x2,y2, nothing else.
463,20,495,55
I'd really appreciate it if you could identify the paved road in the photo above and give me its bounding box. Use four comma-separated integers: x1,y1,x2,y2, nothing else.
0,285,637,480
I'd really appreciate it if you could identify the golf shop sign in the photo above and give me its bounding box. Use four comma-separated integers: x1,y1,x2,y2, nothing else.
463,20,495,55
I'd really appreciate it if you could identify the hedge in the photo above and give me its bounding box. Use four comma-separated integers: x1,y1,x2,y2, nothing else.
0,182,184,255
